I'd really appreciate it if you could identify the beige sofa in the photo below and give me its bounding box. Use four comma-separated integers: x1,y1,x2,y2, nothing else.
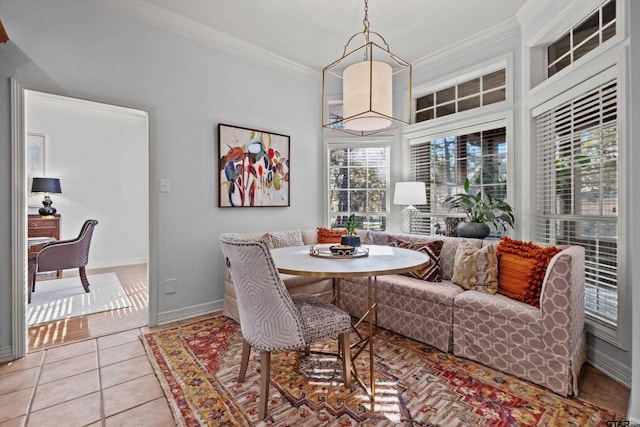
221,229,587,397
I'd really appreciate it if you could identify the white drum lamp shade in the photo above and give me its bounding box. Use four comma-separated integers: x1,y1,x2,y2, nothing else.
343,61,392,132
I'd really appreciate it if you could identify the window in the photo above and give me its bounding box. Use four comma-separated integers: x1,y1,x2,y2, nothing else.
534,77,618,326
328,142,389,231
326,101,344,130
415,68,506,123
408,126,507,234
547,0,616,78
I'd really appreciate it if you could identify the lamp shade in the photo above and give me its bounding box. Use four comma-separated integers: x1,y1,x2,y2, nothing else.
31,177,62,194
393,182,426,205
343,60,392,131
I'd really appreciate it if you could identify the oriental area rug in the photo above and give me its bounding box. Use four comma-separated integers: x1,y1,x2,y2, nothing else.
141,316,620,426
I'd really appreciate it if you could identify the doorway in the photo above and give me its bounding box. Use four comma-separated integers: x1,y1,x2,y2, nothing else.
10,81,157,358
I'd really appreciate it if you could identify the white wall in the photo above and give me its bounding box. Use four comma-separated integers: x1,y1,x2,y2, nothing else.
26,91,148,267
0,0,323,352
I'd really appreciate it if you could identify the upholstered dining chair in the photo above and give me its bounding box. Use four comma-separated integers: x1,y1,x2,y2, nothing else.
29,219,98,303
219,233,352,420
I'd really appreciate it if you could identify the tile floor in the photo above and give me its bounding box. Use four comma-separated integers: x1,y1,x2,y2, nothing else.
0,328,174,427
1,320,630,425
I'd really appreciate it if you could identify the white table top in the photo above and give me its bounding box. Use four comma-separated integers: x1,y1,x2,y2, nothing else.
27,237,55,247
270,244,430,278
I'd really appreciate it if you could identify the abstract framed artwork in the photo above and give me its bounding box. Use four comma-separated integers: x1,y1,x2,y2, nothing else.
218,123,290,208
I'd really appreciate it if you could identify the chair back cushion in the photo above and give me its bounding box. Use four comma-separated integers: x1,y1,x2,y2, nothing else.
219,233,306,351
37,219,98,272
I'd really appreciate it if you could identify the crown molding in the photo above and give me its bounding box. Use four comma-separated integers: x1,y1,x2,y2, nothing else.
26,90,148,123
96,0,316,81
412,16,520,74
515,0,554,28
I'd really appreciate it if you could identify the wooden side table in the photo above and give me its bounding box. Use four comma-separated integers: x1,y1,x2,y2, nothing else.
28,214,61,277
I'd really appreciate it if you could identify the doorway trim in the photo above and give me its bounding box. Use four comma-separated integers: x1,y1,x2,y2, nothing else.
10,78,158,358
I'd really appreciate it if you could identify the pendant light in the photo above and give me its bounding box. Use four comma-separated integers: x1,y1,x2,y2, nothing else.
322,0,412,136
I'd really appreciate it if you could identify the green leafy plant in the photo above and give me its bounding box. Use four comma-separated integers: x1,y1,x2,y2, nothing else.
345,213,359,235
444,178,515,232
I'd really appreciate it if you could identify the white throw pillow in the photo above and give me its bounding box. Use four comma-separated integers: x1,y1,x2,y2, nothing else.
262,229,304,249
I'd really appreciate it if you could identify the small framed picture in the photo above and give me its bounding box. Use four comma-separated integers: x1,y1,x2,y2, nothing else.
27,133,46,208
218,124,290,208
27,133,45,177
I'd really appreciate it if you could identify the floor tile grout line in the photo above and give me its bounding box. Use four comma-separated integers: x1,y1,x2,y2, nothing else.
27,347,101,417
98,373,165,421
96,337,106,426
24,349,47,425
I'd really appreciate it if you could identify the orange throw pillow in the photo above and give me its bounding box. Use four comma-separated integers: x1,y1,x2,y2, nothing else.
496,237,562,308
317,227,348,244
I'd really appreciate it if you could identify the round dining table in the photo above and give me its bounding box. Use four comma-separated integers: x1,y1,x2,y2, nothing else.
270,244,430,407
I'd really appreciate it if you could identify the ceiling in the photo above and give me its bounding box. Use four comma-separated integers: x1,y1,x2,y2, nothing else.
102,0,528,75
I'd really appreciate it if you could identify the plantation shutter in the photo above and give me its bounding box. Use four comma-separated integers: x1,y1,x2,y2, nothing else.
534,74,618,326
408,142,432,234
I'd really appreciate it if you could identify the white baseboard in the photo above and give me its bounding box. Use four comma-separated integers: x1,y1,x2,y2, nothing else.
156,299,223,325
88,257,148,269
0,346,14,363
587,347,632,388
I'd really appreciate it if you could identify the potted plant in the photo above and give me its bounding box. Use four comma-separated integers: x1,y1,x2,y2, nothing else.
444,178,515,239
340,213,361,247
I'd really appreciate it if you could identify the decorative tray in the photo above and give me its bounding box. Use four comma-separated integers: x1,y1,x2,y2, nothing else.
309,244,369,259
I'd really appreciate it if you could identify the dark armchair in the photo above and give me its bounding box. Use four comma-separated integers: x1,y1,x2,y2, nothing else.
29,219,99,303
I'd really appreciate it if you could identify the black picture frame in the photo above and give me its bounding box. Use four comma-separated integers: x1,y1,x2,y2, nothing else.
218,123,290,208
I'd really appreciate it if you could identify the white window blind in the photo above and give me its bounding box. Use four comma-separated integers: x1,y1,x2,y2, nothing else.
328,144,389,231
534,78,618,326
408,127,507,235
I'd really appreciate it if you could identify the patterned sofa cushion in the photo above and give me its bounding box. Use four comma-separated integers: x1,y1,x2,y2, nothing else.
338,275,464,352
452,241,499,294
454,290,543,348
262,229,304,248
364,232,483,280
387,237,443,282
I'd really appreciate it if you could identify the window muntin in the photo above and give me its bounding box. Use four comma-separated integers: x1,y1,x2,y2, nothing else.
415,69,506,124
535,79,618,325
328,144,389,231
547,0,616,78
408,127,507,234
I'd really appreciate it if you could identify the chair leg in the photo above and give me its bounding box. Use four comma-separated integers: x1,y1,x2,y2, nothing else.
238,339,251,382
259,350,271,420
79,266,90,293
28,259,36,304
339,332,351,388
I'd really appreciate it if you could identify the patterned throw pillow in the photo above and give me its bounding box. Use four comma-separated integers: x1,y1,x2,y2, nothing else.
452,241,499,294
388,237,443,282
496,237,562,308
316,227,348,244
262,229,304,249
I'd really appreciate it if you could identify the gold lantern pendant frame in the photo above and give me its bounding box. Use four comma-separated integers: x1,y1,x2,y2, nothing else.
322,0,412,137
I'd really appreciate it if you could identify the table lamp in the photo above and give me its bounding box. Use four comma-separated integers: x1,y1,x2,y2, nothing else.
394,181,426,233
31,177,62,216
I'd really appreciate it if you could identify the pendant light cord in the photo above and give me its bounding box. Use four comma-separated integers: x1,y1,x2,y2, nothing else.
363,0,370,59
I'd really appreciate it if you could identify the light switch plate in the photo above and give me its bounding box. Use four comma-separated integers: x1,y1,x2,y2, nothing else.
160,178,170,193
